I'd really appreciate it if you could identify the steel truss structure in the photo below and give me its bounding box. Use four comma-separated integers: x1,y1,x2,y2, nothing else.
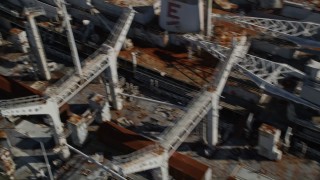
0,7,135,170
183,34,319,110
213,14,320,37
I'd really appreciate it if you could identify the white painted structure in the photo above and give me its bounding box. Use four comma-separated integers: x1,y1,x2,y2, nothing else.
160,0,204,33
103,39,249,179
67,114,88,146
212,13,320,37
258,123,282,161
206,36,250,146
88,93,111,122
55,0,83,76
0,8,135,160
0,98,71,159
24,7,51,80
184,34,320,110
8,28,30,53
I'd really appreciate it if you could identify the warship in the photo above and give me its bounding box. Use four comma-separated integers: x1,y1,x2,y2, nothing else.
0,0,319,179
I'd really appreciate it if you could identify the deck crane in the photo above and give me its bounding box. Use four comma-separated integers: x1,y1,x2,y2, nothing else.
41,11,320,180
0,7,135,174
1,4,319,180
184,12,320,110
183,13,320,153
183,34,319,110
91,36,250,180
212,13,320,37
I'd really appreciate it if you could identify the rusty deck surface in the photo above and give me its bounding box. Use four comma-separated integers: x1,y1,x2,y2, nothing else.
0,75,43,99
189,149,320,179
119,44,218,88
118,8,260,89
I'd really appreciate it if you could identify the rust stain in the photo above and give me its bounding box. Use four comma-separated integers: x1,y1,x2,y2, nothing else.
0,131,7,139
214,0,238,10
68,114,82,124
259,123,278,135
9,28,23,35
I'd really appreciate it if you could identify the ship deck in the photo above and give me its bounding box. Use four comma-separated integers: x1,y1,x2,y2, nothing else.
119,41,218,87
0,3,320,180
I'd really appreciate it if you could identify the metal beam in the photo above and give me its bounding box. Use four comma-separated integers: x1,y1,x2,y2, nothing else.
24,7,51,80
212,14,320,37
55,0,82,76
183,35,319,110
